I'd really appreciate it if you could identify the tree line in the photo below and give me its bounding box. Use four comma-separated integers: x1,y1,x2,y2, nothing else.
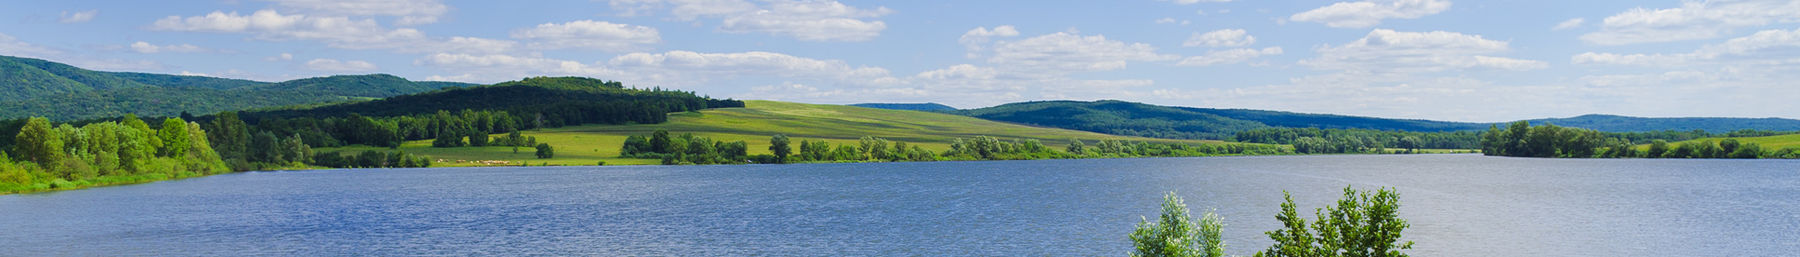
621,130,750,165
1234,128,1482,153
1481,121,1800,159
1,116,229,193
749,134,1290,165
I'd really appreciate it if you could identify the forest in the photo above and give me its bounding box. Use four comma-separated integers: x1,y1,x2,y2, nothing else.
1480,121,1800,159
0,116,228,193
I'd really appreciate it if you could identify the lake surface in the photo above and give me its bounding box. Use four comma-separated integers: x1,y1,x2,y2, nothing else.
3,154,1797,256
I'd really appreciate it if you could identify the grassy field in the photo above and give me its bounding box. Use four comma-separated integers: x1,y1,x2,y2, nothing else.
321,100,1249,167
1657,134,1800,149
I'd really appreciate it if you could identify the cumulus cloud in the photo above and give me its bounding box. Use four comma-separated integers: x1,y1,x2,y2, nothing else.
267,53,295,61
987,31,1179,75
0,33,63,58
1161,0,1232,4
1581,0,1800,45
1552,18,1584,31
59,10,97,23
129,42,210,54
607,0,891,42
150,9,515,54
511,20,660,51
1184,29,1255,47
1576,27,1800,66
1303,29,1546,74
1177,47,1282,66
304,58,379,72
958,25,1020,57
257,0,448,25
1290,0,1451,28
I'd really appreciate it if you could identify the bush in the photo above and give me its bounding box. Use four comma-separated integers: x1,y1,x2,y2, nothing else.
1130,192,1226,257
1257,186,1412,257
535,143,554,159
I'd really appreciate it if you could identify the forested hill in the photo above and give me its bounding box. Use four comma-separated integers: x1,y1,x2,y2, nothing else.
0,55,474,121
236,76,743,124
952,100,1484,140
849,103,958,111
1523,114,1800,132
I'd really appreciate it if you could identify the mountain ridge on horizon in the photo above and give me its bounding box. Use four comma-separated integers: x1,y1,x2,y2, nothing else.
0,55,474,121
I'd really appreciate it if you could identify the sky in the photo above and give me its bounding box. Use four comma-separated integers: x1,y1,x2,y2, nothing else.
2,0,1798,122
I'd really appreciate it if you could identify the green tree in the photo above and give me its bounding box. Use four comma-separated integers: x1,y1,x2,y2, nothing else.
1647,140,1670,158
535,143,555,159
1130,192,1226,257
1256,186,1413,257
769,134,791,163
251,131,282,163
157,118,191,157
207,112,252,161
13,117,64,166
650,130,672,153
1068,138,1087,155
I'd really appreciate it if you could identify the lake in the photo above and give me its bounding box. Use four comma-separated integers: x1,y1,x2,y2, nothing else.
2,154,1796,256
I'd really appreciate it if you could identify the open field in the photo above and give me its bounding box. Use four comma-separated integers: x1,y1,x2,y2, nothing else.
321,100,1255,167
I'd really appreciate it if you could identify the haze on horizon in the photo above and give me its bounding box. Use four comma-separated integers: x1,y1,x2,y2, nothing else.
2,0,1796,122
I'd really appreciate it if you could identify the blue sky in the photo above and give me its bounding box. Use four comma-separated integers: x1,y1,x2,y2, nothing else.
3,0,1798,122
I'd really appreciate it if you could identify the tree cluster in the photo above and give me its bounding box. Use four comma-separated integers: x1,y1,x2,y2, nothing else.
1480,121,1796,159
1,116,228,192
784,136,937,163
1235,128,1481,152
311,150,433,169
620,130,749,165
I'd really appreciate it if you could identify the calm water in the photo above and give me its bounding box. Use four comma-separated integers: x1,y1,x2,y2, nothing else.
2,154,1797,256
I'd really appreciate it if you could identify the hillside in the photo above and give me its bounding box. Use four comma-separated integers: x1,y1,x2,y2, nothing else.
322,100,1235,166
849,103,958,111
955,101,1489,140
954,100,1800,140
0,55,474,121
1526,114,1800,133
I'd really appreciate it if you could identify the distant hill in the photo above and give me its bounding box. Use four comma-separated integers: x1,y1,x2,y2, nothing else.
1525,114,1800,132
0,55,474,120
849,103,958,111
951,100,1800,140
238,76,741,120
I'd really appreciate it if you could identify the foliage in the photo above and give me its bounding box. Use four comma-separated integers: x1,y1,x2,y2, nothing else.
955,100,1489,140
1255,186,1413,257
0,117,228,194
1235,128,1481,152
1524,114,1800,133
534,143,555,159
1481,121,1790,159
0,55,471,121
1130,192,1226,257
620,130,748,164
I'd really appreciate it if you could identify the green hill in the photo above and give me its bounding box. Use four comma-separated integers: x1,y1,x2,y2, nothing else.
0,55,474,121
954,100,1800,140
322,100,1235,166
849,103,958,111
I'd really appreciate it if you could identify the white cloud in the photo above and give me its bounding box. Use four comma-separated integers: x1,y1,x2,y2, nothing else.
1576,27,1800,66
1185,29,1255,47
1178,47,1282,66
129,41,209,54
511,20,660,51
1581,0,1800,45
1161,0,1232,4
1552,18,1584,31
1303,29,1545,74
149,9,515,54
267,53,295,61
0,32,63,58
1290,0,1451,28
257,0,448,25
958,25,1020,57
987,31,1179,75
607,0,891,42
150,10,426,49
303,58,379,72
59,10,97,23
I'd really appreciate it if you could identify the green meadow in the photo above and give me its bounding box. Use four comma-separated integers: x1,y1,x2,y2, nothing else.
321,100,1250,167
